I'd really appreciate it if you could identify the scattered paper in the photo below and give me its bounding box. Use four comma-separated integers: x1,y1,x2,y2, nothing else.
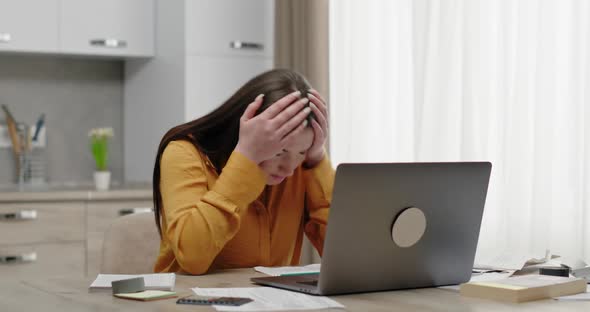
89,273,176,291
571,266,590,282
254,264,321,276
475,250,552,271
192,287,344,311
557,257,588,270
439,271,516,291
555,286,590,301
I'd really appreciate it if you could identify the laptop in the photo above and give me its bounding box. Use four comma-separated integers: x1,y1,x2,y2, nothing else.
251,162,492,295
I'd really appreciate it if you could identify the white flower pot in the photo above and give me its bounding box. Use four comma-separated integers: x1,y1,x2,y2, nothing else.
94,171,111,191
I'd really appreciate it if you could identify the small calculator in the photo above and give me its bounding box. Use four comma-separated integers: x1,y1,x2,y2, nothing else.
176,296,253,306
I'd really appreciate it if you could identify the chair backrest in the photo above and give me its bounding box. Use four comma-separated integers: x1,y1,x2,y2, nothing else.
101,212,160,274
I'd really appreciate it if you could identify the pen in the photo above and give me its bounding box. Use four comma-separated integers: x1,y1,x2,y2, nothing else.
32,113,45,142
279,272,319,277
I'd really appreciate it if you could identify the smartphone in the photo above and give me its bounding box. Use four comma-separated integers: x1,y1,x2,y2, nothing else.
176,296,253,306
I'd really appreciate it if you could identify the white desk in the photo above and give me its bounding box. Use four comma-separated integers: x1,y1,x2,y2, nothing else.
2,268,588,311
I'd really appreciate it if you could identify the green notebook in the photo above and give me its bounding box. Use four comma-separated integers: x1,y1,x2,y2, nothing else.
114,290,177,301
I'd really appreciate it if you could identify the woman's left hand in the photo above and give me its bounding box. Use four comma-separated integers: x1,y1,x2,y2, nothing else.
305,89,329,168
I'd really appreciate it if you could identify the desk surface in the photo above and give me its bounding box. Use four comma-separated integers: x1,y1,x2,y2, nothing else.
2,269,588,311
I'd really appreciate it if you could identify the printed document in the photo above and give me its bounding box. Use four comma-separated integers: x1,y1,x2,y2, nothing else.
192,286,344,311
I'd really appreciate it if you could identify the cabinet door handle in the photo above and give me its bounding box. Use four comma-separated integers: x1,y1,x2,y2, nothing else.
0,33,11,43
118,207,153,216
90,39,127,48
0,252,37,264
230,41,264,50
0,210,37,220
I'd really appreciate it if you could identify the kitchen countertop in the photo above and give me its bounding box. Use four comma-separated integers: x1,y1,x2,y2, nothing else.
0,183,152,202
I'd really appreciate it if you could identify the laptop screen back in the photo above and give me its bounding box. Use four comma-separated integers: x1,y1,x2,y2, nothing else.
318,162,492,295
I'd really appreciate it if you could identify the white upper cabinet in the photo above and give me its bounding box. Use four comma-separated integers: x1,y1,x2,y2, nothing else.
0,0,59,53
185,55,274,121
59,0,154,57
186,0,274,57
124,0,275,182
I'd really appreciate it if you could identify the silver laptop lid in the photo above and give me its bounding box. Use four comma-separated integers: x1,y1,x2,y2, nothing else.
318,162,491,295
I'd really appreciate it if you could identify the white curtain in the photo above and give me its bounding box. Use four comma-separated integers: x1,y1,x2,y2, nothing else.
330,0,590,262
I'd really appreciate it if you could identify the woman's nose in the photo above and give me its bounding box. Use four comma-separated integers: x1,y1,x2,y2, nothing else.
278,158,299,176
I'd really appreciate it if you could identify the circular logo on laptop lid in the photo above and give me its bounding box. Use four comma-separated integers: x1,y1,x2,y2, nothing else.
391,207,427,248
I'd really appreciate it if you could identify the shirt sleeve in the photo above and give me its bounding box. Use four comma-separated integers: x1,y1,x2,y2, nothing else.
302,155,335,256
160,141,266,274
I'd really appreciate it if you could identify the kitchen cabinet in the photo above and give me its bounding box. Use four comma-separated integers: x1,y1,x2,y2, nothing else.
0,188,152,278
186,0,273,58
124,0,275,182
0,0,154,58
60,0,154,57
0,201,86,278
185,55,274,119
0,0,59,53
0,202,85,245
0,243,85,278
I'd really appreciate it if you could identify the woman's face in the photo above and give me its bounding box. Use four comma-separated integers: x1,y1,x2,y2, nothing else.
259,127,314,185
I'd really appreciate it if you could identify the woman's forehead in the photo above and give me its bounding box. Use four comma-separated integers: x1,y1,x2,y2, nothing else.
283,127,314,151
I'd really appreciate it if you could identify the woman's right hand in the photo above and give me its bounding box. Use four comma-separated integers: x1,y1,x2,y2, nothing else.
235,91,311,164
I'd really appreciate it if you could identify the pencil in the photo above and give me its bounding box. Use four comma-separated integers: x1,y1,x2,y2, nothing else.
5,116,21,155
1,105,21,155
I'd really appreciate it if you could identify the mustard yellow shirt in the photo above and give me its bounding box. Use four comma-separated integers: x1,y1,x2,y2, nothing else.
154,140,335,275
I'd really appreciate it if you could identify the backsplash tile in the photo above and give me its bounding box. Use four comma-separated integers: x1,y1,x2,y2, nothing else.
0,55,124,185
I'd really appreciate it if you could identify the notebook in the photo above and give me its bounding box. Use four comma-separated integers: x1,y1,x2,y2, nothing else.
89,273,176,292
114,290,177,301
460,275,586,302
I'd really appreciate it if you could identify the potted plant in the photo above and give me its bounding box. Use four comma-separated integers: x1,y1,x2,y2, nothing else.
89,127,114,191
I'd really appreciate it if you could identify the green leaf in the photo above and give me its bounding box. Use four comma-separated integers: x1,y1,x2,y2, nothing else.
90,137,109,171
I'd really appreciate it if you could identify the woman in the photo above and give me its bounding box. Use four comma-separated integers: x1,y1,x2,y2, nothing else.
152,69,334,275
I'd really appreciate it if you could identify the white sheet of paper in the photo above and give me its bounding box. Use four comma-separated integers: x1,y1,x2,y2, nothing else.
192,287,344,311
557,257,588,270
89,273,176,291
254,264,321,276
555,285,590,301
438,271,516,291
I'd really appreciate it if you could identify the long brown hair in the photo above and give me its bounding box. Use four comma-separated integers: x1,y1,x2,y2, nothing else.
153,69,312,237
